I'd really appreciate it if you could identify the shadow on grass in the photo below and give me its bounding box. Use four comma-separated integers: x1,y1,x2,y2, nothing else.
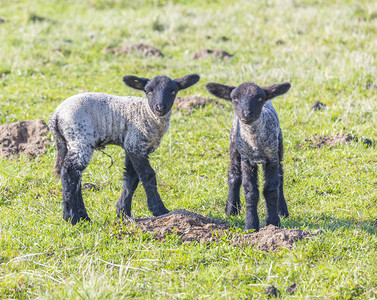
226,213,377,235
284,213,377,235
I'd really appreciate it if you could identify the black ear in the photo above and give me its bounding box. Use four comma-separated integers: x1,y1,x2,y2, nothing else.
263,82,291,100
123,75,150,90
174,74,200,90
205,82,235,101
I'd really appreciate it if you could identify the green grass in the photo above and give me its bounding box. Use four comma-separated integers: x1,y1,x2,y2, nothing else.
1,0,377,298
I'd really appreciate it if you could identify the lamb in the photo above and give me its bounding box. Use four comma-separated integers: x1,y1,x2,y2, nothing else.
206,80,291,231
49,73,200,225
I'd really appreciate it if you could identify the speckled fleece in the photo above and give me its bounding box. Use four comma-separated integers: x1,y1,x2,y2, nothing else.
206,81,290,231
49,92,171,224
50,92,171,161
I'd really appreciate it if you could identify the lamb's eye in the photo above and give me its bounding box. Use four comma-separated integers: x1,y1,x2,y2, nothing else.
147,90,153,95
233,97,239,103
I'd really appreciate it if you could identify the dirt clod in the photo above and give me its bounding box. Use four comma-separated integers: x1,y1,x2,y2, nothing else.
192,49,233,61
174,96,224,113
365,83,377,90
105,43,164,57
363,138,373,147
264,286,281,298
311,101,327,111
82,183,100,192
286,283,297,295
276,39,285,45
28,13,47,23
116,210,310,251
0,119,51,158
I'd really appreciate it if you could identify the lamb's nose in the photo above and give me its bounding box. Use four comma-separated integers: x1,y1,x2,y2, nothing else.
242,110,252,118
156,104,166,112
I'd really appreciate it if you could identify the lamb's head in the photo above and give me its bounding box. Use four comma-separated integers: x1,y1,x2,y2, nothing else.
206,81,291,124
123,74,200,116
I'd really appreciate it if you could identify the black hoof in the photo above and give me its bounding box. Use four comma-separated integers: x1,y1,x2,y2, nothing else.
116,207,131,219
279,210,289,218
225,205,240,216
152,207,169,217
266,216,281,227
80,215,91,222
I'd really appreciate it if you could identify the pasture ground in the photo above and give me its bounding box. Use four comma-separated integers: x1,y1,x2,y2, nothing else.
1,0,377,298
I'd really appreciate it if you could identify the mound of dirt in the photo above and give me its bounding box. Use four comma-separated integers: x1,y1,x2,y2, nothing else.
117,209,310,251
0,119,51,158
133,210,229,244
304,133,355,148
231,225,310,251
192,49,233,61
174,96,224,113
105,43,164,57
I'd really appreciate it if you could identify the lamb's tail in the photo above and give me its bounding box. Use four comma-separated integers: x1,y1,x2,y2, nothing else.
49,114,67,177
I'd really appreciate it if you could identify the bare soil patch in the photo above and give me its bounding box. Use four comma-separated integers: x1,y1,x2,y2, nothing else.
304,133,355,148
115,209,310,251
301,133,373,149
231,225,310,251
192,49,233,61
174,96,224,113
105,43,164,57
0,119,51,158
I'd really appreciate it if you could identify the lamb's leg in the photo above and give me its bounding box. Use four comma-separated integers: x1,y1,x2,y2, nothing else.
278,163,289,217
241,159,260,231
127,153,169,216
116,155,140,219
61,149,92,225
277,134,289,217
77,186,90,221
263,161,281,227
225,136,242,216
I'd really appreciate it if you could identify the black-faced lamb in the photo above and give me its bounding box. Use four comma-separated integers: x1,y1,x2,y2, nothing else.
206,81,291,231
49,74,200,225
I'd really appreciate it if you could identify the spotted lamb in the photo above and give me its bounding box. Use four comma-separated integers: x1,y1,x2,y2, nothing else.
49,74,200,225
206,80,291,231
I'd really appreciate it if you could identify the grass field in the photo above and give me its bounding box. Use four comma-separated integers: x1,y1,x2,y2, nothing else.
1,0,377,298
